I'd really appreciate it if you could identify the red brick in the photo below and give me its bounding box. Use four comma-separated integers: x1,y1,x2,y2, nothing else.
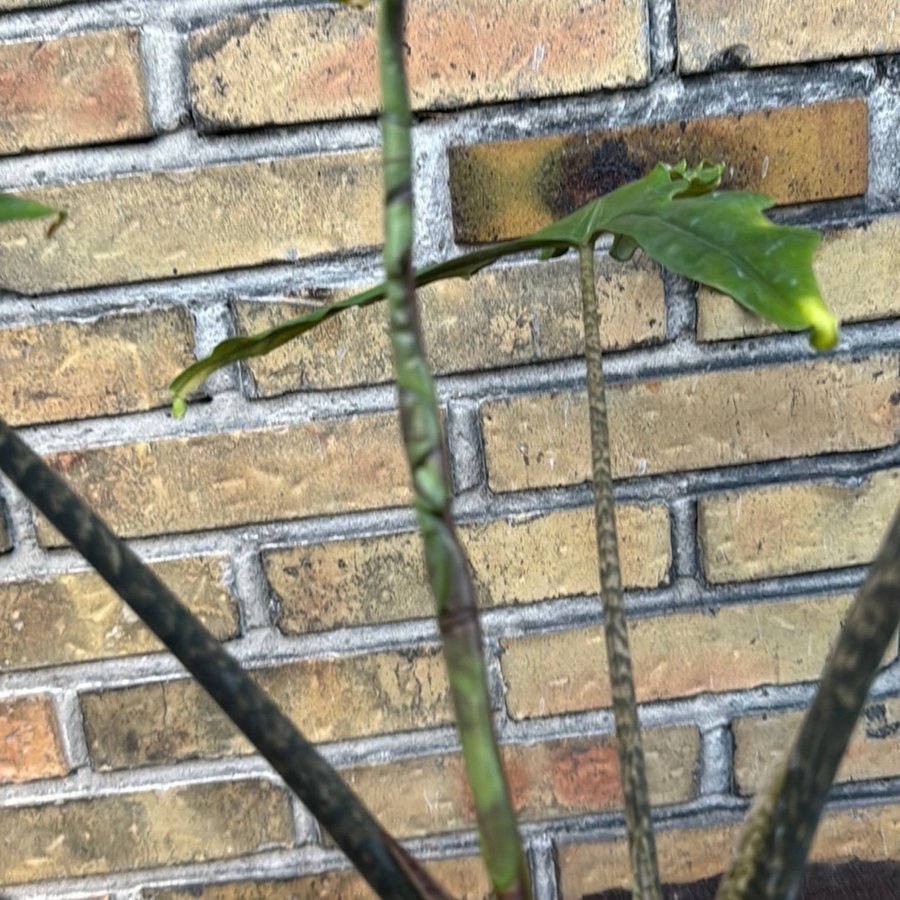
0,29,151,154
0,695,68,784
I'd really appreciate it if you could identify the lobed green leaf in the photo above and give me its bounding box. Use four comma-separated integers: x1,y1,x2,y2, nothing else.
170,161,837,415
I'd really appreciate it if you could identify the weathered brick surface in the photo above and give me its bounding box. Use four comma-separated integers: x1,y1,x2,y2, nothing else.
481,354,899,492
699,468,900,583
0,151,381,295
36,415,409,544
80,648,451,768
733,697,900,795
0,309,195,426
678,1,900,72
557,802,900,896
189,2,648,131
0,556,239,672
267,504,670,634
500,594,875,720
449,100,867,242
0,30,151,155
0,696,68,784
237,254,665,396
337,727,698,839
697,215,900,342
0,780,293,886
143,856,490,900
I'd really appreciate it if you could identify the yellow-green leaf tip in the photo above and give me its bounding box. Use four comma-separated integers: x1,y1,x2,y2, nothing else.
800,297,839,351
171,395,187,419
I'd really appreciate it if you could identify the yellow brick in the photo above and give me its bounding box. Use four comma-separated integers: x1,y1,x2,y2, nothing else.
699,468,900,583
678,1,900,72
0,556,239,672
0,780,292,885
0,696,68,785
482,354,899,492
143,856,490,900
0,30,151,154
0,309,195,426
339,727,698,838
189,2,648,129
267,503,670,634
558,801,900,896
501,594,881,720
237,254,665,396
698,215,900,342
81,648,452,768
0,151,381,295
449,101,867,242
36,414,409,544
733,697,900,795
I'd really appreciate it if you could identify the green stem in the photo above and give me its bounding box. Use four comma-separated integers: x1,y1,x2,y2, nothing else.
716,503,900,900
578,245,662,900
378,2,531,898
0,419,447,900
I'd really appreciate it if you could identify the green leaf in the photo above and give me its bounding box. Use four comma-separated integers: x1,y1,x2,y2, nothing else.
0,193,66,236
170,161,837,414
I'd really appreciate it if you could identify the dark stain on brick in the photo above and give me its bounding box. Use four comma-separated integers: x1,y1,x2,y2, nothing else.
541,138,644,220
864,702,900,739
889,390,900,407
586,859,900,899
705,43,753,72
188,13,262,63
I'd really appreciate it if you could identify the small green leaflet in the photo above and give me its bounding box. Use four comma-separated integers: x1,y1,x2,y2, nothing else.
0,193,66,236
170,161,838,416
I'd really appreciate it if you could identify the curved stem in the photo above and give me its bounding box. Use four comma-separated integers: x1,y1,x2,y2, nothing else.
0,418,448,900
716,503,900,900
378,2,530,897
578,245,662,900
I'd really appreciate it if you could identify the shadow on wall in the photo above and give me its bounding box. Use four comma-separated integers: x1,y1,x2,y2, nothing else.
588,859,899,899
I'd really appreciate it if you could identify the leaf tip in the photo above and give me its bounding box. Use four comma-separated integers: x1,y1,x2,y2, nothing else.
170,393,187,419
800,297,839,351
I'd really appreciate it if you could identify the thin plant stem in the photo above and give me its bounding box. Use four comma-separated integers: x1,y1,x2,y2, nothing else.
578,244,663,900
716,502,900,900
0,418,449,900
378,2,531,897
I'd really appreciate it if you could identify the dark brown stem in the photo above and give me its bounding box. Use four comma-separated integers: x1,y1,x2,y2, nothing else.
0,418,448,900
716,502,900,899
579,244,663,900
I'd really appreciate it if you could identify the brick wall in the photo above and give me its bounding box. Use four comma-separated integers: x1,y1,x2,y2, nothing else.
0,1,898,898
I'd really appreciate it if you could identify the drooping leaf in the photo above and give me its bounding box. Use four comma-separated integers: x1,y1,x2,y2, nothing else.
0,193,66,236
171,161,837,415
